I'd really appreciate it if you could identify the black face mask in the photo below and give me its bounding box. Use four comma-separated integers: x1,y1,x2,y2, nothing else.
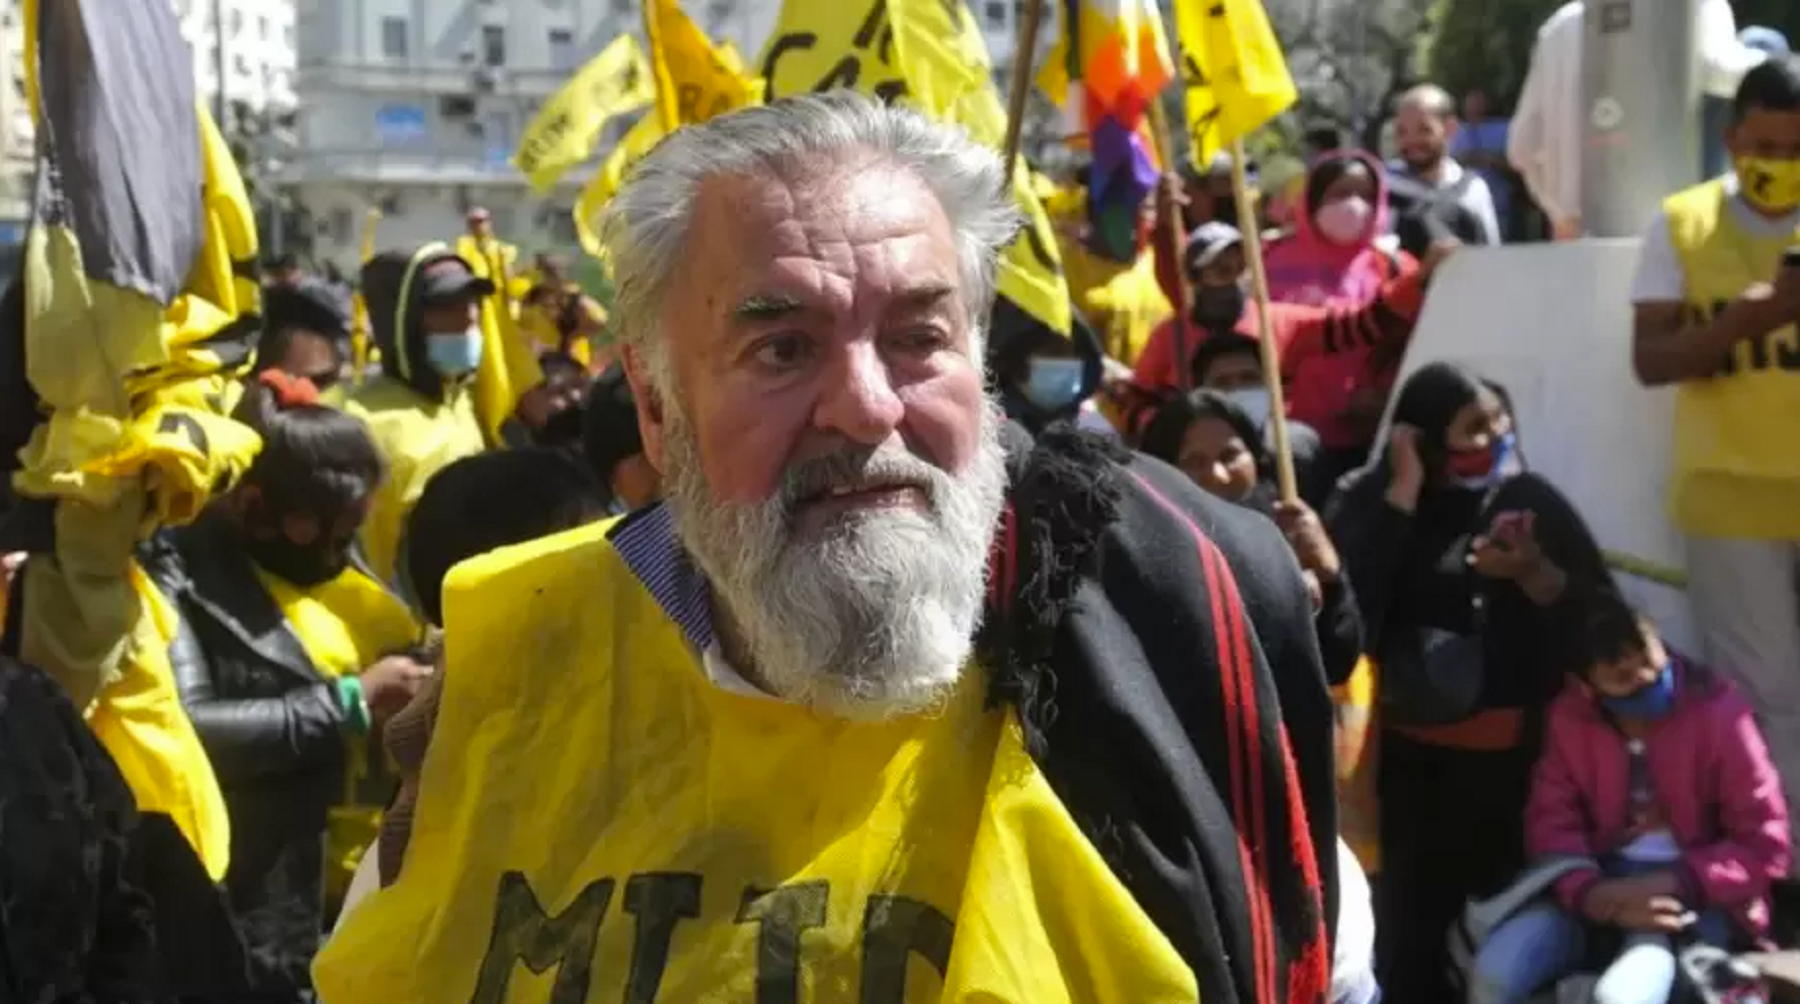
1190,283,1246,331
242,516,353,587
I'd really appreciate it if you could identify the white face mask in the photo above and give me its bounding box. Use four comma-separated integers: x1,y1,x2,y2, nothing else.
1221,386,1273,427
1315,196,1373,245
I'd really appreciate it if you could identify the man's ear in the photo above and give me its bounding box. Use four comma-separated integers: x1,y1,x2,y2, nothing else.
621,345,667,474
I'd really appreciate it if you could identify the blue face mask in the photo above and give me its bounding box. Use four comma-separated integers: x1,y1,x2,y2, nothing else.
1603,660,1678,721
1020,357,1086,412
425,328,483,378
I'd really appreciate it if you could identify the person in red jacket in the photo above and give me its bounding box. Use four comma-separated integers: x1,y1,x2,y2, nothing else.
1132,222,1458,481
1470,593,1790,1004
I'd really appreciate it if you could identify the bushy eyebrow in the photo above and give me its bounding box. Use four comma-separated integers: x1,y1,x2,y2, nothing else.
731,293,805,322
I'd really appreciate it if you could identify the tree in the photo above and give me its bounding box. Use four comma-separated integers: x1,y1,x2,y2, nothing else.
1422,0,1565,113
1266,0,1439,151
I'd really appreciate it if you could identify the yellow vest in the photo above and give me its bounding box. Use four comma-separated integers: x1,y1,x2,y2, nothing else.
314,520,1195,1003
337,378,486,585
1665,179,1800,538
255,564,421,902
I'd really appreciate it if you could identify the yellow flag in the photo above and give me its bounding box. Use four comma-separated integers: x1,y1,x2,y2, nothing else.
761,0,1072,336
1177,0,1296,162
512,35,653,192
573,114,666,258
645,0,764,132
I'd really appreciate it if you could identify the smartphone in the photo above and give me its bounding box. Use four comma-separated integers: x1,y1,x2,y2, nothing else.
1783,247,1800,269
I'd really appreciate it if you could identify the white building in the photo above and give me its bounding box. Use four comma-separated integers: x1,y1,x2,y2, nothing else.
289,0,1061,267
288,0,779,267
0,0,299,243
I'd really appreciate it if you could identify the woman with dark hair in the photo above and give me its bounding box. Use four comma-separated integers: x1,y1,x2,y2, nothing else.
1325,361,1612,1004
1262,151,1415,310
161,372,431,998
1141,389,1361,687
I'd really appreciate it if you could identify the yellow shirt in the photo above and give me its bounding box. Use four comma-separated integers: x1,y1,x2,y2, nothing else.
1059,239,1172,367
314,518,1195,1002
1663,178,1800,539
255,563,420,902
337,378,486,585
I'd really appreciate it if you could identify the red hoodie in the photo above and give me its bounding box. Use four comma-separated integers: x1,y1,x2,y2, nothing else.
1132,266,1429,449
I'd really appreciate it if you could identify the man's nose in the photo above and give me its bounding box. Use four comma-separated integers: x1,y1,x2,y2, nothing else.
813,343,905,446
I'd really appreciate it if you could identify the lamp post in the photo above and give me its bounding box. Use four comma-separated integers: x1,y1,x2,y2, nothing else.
1581,0,1700,237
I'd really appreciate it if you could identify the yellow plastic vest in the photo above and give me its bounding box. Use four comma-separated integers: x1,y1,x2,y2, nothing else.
255,564,421,902
337,379,486,585
1665,179,1800,539
314,521,1196,1003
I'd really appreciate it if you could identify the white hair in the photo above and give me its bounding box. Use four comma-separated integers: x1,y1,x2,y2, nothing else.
596,91,1023,393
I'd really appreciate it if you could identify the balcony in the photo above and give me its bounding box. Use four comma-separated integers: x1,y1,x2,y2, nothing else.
284,146,597,188
295,60,573,100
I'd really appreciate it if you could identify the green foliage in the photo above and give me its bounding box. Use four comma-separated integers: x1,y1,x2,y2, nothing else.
1730,0,1800,41
1422,0,1567,112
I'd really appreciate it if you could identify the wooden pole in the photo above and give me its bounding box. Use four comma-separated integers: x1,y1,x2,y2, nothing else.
1145,96,1192,390
1001,0,1046,179
1229,137,1296,502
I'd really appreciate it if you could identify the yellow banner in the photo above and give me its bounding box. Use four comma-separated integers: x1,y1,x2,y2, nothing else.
1177,0,1297,162
760,0,1071,336
513,35,653,192
573,114,666,258
645,0,764,132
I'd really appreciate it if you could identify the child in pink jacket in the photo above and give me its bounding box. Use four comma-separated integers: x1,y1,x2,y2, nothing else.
1470,594,1790,1004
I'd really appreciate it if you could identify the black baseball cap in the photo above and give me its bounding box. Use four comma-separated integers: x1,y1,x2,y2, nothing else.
415,255,496,304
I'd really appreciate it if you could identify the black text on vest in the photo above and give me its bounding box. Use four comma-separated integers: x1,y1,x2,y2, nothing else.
1690,299,1800,375
468,871,955,1004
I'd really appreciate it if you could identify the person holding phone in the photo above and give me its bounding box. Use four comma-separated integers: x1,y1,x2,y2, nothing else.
1630,55,1800,862
1325,362,1612,1004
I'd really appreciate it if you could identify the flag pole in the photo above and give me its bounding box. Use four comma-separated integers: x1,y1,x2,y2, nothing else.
1001,0,1046,178
1145,94,1192,391
1228,136,1296,502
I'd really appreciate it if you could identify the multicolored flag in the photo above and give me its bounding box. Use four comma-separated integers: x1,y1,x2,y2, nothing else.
1038,0,1174,261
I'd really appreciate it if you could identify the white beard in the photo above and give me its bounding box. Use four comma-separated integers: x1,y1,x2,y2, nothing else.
662,403,1009,719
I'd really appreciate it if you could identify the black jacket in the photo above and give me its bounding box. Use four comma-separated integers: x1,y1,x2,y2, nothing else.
981,425,1336,1004
146,516,396,996
0,658,161,1003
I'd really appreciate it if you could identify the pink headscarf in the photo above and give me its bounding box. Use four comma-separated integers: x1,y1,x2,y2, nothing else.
1262,150,1399,309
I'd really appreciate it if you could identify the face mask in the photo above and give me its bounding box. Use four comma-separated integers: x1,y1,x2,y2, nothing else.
1190,282,1247,331
425,328,484,378
1735,156,1800,214
1222,386,1273,426
1602,660,1678,721
1447,431,1517,489
1315,196,1373,245
244,532,352,588
1019,357,1086,412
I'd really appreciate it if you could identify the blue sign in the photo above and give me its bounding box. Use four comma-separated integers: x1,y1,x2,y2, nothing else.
374,104,429,146
0,221,26,245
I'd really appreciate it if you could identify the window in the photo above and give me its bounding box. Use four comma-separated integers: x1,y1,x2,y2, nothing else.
228,9,243,35
330,208,352,242
613,0,632,12
257,15,269,41
482,25,506,67
380,16,408,59
548,28,574,71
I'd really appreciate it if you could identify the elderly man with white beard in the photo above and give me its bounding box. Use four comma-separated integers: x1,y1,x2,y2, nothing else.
317,92,1337,1004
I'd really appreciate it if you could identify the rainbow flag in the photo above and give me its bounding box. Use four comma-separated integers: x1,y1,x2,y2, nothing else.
1039,0,1173,261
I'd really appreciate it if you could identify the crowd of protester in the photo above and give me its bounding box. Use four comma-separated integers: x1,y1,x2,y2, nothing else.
2,26,1800,1004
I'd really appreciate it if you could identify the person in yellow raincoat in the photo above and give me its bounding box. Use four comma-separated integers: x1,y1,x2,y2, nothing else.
316,93,1335,1004
334,246,495,586
158,372,430,994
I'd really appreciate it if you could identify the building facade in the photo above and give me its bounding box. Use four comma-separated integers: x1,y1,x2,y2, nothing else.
290,0,1060,268
289,0,774,267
